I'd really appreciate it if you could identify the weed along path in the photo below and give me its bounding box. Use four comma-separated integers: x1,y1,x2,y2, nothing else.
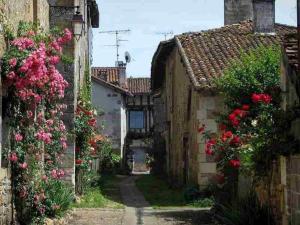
68,175,212,225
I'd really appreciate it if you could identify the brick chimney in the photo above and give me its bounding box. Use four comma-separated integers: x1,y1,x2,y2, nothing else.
224,0,253,25
253,0,275,33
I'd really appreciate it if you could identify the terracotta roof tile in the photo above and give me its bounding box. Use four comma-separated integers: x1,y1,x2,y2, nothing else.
176,20,296,88
283,33,298,71
91,67,125,86
127,78,151,94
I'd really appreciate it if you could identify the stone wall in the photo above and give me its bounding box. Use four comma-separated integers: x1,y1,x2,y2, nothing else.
280,51,300,225
196,96,223,189
49,0,94,186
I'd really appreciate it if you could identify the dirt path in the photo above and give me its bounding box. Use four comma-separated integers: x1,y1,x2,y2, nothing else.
68,175,212,225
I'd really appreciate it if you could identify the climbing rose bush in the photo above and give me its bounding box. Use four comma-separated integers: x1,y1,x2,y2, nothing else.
1,22,73,223
198,46,295,180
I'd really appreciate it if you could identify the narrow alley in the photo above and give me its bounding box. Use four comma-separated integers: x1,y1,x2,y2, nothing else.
69,176,212,225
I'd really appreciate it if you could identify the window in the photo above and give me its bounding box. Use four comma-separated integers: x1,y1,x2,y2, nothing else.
129,111,144,129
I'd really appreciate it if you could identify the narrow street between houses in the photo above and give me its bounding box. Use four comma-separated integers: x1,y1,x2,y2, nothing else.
68,175,212,225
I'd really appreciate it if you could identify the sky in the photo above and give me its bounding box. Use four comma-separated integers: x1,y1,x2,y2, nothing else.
92,0,297,77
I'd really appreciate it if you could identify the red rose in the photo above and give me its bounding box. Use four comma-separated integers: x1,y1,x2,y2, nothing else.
88,118,96,127
228,113,236,121
230,136,241,146
219,124,226,131
75,159,83,165
242,104,250,111
229,159,241,168
233,109,242,116
261,94,272,104
251,93,261,103
224,131,233,138
198,125,205,133
231,118,240,127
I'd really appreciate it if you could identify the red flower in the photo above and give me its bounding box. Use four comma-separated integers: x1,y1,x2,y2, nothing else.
224,131,233,138
251,93,261,103
242,104,250,111
229,159,241,168
75,159,83,165
88,118,96,127
205,139,216,155
233,109,242,117
231,118,240,127
261,94,272,104
219,124,226,131
230,136,241,146
228,113,236,121
198,124,205,133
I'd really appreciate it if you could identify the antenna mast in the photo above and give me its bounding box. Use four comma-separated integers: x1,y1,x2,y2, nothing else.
99,29,131,62
156,31,174,41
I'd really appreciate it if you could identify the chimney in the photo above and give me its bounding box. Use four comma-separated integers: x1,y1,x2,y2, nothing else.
253,0,275,33
224,0,253,25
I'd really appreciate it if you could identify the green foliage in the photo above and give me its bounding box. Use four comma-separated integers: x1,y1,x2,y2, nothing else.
42,179,74,217
216,45,281,108
188,197,214,208
213,191,275,225
210,45,299,177
72,175,124,209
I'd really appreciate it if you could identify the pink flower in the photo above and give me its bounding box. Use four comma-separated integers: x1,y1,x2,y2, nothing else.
9,58,17,67
46,119,54,126
41,175,48,182
7,71,16,80
36,130,52,144
51,169,58,179
57,169,65,178
9,152,18,163
19,162,28,169
15,133,23,142
26,111,33,118
49,55,60,65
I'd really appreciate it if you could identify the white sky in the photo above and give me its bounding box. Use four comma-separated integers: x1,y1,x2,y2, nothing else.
92,0,297,77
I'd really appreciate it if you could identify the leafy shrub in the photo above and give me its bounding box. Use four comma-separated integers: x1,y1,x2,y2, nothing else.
213,191,275,225
42,179,74,217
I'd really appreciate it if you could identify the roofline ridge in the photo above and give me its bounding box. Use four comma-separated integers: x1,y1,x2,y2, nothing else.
175,36,200,89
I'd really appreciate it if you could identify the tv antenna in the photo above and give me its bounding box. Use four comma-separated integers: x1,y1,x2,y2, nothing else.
156,31,174,41
99,29,131,62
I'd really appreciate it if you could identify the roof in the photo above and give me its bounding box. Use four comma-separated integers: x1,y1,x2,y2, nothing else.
152,20,296,92
283,33,298,71
127,78,151,94
91,76,132,96
91,67,126,87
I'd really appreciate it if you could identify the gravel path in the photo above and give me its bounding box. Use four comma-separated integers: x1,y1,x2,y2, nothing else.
68,176,212,225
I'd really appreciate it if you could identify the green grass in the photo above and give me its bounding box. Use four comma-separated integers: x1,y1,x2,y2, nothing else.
73,175,124,209
136,174,213,209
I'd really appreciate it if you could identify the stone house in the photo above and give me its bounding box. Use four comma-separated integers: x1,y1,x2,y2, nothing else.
280,33,300,225
49,0,99,185
151,0,295,188
91,67,153,169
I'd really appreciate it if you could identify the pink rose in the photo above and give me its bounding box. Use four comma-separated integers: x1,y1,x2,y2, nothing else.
9,58,17,67
15,133,23,142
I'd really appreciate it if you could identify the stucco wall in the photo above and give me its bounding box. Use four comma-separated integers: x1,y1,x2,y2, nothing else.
92,82,124,153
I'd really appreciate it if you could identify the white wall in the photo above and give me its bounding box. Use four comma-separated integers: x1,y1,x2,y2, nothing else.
92,81,125,154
